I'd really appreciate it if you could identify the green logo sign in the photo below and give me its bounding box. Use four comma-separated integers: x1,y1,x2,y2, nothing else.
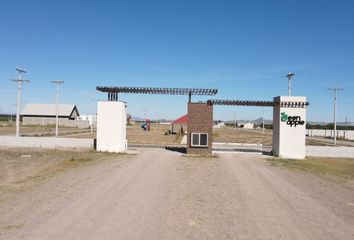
280,112,305,127
281,112,288,122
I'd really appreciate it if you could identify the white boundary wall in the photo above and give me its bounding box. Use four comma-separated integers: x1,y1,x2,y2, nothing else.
96,101,127,153
23,117,90,128
0,136,93,149
306,146,354,158
273,96,307,159
307,129,354,140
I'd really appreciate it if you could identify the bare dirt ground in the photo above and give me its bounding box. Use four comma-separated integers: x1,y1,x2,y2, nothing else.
77,125,339,146
0,122,343,146
127,124,182,144
0,148,123,201
1,148,353,240
213,128,272,145
213,127,336,146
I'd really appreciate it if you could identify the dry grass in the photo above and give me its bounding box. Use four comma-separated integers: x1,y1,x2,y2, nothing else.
0,122,343,146
0,148,125,197
213,127,273,145
126,125,273,145
127,123,182,144
56,125,335,147
0,124,91,137
267,157,354,181
0,224,24,231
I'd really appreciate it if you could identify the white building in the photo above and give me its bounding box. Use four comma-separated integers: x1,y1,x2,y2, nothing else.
213,121,225,128
21,103,89,128
243,122,255,129
78,114,97,127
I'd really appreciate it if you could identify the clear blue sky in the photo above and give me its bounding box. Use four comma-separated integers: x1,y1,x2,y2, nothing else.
1,0,353,122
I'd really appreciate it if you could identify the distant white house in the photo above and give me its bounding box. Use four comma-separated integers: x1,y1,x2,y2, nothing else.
213,121,225,128
243,122,255,129
22,103,79,119
21,103,89,128
78,114,97,126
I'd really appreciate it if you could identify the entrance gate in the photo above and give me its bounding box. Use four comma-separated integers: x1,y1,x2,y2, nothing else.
212,142,264,154
96,86,309,159
95,86,217,153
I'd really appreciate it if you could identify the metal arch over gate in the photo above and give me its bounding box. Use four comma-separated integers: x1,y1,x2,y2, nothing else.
97,86,218,102
207,99,309,108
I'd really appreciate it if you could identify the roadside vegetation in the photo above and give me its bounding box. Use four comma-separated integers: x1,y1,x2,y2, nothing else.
0,148,126,197
267,157,354,181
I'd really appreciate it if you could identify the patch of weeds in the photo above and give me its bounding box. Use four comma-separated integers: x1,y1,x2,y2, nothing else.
3,151,126,194
182,154,219,160
68,156,92,162
64,156,94,167
213,131,220,137
1,224,24,231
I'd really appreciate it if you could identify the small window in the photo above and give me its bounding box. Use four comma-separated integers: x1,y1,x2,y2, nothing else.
192,133,199,146
200,134,208,146
191,133,208,147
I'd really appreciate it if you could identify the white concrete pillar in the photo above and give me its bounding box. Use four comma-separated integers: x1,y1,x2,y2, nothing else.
272,96,307,159
96,101,127,153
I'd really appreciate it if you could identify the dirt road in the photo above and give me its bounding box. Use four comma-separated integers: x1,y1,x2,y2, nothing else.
1,149,353,239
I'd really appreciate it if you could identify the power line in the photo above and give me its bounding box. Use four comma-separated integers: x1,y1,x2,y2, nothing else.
328,87,343,145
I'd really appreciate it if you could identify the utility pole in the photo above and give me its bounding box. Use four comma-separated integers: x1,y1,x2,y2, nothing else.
11,67,30,137
89,91,98,133
328,87,343,145
262,107,265,134
285,72,295,96
345,116,348,140
51,81,64,137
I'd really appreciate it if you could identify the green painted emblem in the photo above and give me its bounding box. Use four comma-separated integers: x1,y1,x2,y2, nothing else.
281,112,288,122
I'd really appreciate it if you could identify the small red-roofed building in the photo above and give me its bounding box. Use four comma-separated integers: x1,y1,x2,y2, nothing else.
171,114,188,134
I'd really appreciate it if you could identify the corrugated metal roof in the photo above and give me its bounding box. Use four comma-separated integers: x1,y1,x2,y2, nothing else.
21,103,79,117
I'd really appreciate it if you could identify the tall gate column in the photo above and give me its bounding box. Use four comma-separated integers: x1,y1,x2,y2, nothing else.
96,101,127,152
187,102,213,155
272,96,307,159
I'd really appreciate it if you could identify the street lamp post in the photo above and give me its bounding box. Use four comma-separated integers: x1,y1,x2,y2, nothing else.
262,107,265,134
11,67,30,137
89,91,98,133
285,72,295,96
51,81,64,137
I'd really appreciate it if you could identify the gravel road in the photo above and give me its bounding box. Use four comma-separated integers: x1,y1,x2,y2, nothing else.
1,149,353,240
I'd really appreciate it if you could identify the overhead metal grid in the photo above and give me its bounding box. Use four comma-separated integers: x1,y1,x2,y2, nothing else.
277,101,309,108
96,86,218,96
208,99,309,108
207,100,275,107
